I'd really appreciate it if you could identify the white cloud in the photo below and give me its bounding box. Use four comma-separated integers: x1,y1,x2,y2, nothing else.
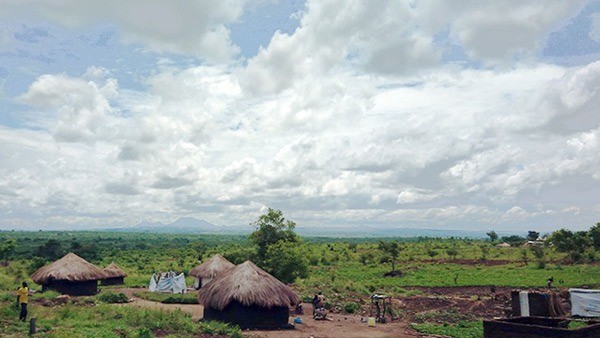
504,206,528,218
396,189,438,204
241,0,439,95
241,0,586,95
2,2,600,232
18,72,117,143
0,0,247,61
443,1,585,64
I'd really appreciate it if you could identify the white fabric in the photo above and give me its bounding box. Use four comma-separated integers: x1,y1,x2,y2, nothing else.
570,288,600,317
519,291,530,316
172,273,186,293
153,271,187,293
148,273,157,292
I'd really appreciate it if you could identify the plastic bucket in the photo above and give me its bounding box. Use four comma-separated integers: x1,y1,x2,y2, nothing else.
368,317,376,327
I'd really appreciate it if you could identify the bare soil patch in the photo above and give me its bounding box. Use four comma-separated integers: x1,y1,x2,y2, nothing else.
117,288,424,337
114,286,574,337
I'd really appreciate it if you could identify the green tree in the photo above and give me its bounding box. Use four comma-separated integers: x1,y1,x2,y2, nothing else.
250,208,299,263
0,238,16,261
36,239,64,261
446,247,459,260
249,208,306,282
549,229,574,251
530,245,545,269
480,244,489,261
549,229,590,262
427,249,438,259
527,231,540,242
501,235,526,246
589,223,600,251
378,241,402,270
263,241,309,283
486,231,498,242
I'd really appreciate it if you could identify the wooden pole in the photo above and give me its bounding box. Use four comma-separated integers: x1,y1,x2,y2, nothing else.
29,317,36,335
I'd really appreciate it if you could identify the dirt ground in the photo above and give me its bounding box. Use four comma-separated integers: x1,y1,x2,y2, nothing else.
109,286,565,337
114,288,426,337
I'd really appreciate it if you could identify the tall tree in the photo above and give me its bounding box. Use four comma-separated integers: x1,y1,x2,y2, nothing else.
378,241,402,270
250,208,299,263
264,241,309,283
549,228,591,262
36,239,64,261
486,231,498,242
589,222,600,251
0,238,16,261
527,231,540,242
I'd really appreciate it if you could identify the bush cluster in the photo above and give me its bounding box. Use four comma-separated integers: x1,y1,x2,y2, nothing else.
97,292,129,303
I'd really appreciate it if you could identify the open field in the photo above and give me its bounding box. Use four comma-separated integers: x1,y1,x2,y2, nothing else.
2,230,600,337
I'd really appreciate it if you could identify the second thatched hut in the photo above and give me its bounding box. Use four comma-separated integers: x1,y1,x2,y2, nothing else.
189,254,235,289
198,260,299,329
101,263,127,286
31,252,107,296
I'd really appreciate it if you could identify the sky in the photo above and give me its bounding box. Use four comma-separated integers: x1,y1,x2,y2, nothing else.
1,0,600,232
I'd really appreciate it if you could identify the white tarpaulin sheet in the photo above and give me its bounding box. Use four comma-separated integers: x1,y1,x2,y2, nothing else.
149,272,187,293
148,273,158,292
570,288,600,317
519,291,530,316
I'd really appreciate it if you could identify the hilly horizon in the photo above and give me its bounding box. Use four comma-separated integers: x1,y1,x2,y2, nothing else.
98,217,525,238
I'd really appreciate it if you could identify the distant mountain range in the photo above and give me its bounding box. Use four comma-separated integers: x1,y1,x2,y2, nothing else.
104,217,248,234
100,217,517,238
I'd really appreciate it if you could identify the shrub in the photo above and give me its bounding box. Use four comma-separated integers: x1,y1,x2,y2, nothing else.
134,291,198,304
137,328,152,338
344,302,361,314
97,292,129,303
162,295,198,304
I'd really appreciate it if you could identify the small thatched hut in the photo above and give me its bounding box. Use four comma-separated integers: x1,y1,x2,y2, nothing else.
189,254,235,289
101,263,127,286
198,260,299,329
31,253,106,296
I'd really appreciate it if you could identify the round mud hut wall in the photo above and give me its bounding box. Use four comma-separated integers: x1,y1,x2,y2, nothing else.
204,300,290,329
43,279,99,296
100,276,125,286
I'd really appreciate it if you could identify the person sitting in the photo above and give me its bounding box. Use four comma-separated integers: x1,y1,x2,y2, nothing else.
313,292,327,320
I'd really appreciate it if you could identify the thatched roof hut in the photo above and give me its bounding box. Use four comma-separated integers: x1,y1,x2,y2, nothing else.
31,252,106,296
189,254,235,288
101,263,127,286
198,260,298,329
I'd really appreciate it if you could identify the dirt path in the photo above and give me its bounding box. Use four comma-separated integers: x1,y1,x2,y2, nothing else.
246,304,423,338
112,287,204,320
114,288,425,337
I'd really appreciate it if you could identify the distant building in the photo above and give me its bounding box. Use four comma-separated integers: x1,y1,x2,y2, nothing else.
101,263,127,285
495,242,511,248
189,254,235,289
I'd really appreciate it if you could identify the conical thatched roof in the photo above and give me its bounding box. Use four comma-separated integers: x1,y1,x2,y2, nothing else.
198,260,299,311
102,262,127,278
189,254,235,278
31,253,107,284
